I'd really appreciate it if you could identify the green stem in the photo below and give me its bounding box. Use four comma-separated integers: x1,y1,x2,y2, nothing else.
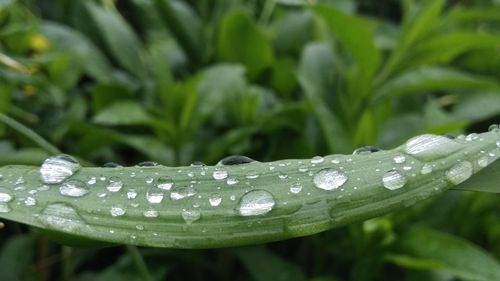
126,245,153,281
0,113,60,155
259,0,276,25
60,246,73,281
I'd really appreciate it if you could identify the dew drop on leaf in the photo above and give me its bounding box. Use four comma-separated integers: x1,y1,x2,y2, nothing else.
446,161,473,185
226,177,239,185
393,155,406,164
24,197,36,206
289,182,303,194
352,146,380,155
146,188,164,204
212,168,228,180
40,155,80,184
106,176,124,192
311,156,324,164
181,209,201,224
420,163,433,175
208,194,222,207
0,203,11,213
170,186,197,200
143,209,159,218
313,168,348,191
39,203,88,232
405,134,461,161
59,180,89,197
156,176,173,190
217,155,255,166
477,156,489,168
110,206,126,217
0,189,13,203
382,170,407,190
236,190,275,216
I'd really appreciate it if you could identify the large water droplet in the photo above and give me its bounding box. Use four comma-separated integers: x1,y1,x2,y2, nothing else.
405,134,461,161
237,190,275,216
313,168,348,191
39,203,88,232
217,155,255,166
212,168,228,180
59,180,89,197
181,209,201,224
170,186,197,200
110,206,126,217
106,176,123,192
446,161,473,185
382,170,407,190
0,203,11,213
40,155,80,184
208,194,222,207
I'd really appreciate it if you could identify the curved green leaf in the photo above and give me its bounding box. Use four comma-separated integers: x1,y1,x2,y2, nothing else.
0,131,499,248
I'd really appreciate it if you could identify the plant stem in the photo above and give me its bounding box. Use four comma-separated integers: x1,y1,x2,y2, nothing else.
0,113,60,155
259,0,276,25
126,245,153,281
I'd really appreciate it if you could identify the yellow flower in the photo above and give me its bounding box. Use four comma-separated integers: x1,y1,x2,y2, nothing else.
30,34,50,53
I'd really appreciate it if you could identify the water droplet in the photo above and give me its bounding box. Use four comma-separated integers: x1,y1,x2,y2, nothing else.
477,156,489,168
127,189,137,199
488,124,499,132
0,190,13,203
298,165,308,172
144,176,154,184
245,172,259,179
137,161,159,167
353,146,380,155
382,170,407,190
393,155,406,164
289,182,303,194
143,209,158,218
230,194,236,201
60,180,89,197
208,194,222,206
190,161,206,167
420,163,433,175
106,176,123,192
226,177,239,185
217,155,256,166
39,203,88,232
446,161,473,185
24,197,36,206
170,186,197,200
181,209,201,224
465,133,479,141
311,156,324,164
496,140,500,148
405,134,461,161
146,188,163,204
212,168,228,180
156,176,173,190
0,203,11,213
110,206,126,217
103,162,122,168
313,168,348,191
40,155,80,184
237,190,275,216
278,172,288,180
136,225,144,230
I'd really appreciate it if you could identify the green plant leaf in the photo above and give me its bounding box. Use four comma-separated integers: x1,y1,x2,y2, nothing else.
453,92,500,122
217,11,274,80
0,131,498,248
391,226,500,280
0,234,36,281
372,67,500,103
93,101,152,126
85,2,147,80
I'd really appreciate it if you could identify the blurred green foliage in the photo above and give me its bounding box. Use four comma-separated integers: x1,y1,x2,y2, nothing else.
1,0,500,280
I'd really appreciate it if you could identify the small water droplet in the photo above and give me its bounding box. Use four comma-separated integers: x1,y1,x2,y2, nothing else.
136,161,159,167
217,155,255,166
181,209,201,224
156,176,173,190
190,161,206,167
143,209,159,218
477,156,489,168
311,156,324,164
136,225,144,230
488,124,500,132
405,134,461,161
496,140,500,148
393,155,406,164
298,165,308,172
146,188,163,204
208,193,222,206
353,146,380,155
24,197,36,206
289,182,303,194
145,176,155,184
170,186,197,200
230,194,236,201
127,189,137,199
0,190,13,203
87,177,97,185
212,168,228,180
106,176,123,192
237,190,275,216
313,168,348,191
0,203,11,213
420,163,433,175
60,180,89,197
382,170,407,190
446,161,473,185
110,206,126,217
226,177,239,185
245,171,259,179
465,133,479,141
40,155,80,184
278,172,288,180
103,162,122,168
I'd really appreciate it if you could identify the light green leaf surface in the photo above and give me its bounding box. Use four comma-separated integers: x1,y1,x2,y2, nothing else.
0,131,498,248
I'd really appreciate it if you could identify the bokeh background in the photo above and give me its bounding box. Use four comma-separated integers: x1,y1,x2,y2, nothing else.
1,0,500,280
